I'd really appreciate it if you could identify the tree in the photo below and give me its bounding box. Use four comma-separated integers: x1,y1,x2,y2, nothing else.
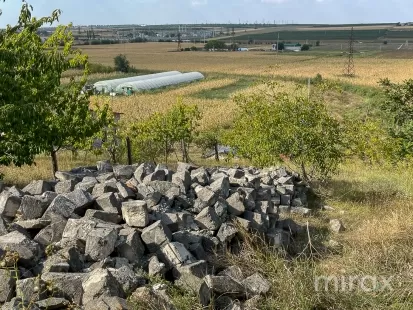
129,100,201,164
316,40,320,46
0,1,110,177
277,42,285,50
378,78,413,157
225,81,344,182
114,54,130,73
204,40,227,50
301,44,310,51
195,127,223,162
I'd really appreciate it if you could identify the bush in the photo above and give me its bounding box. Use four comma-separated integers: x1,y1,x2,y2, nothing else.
301,44,310,51
129,100,201,163
277,42,285,50
204,40,227,50
114,54,130,73
225,81,344,181
316,40,320,46
383,40,388,45
184,47,191,51
190,46,198,51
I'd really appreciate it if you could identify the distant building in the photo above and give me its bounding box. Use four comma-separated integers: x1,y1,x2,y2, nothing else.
238,47,249,51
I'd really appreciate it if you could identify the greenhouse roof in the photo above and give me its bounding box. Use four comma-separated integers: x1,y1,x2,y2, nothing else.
118,72,204,92
93,71,182,93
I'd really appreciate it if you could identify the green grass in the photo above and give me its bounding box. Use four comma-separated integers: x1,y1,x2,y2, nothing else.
191,77,260,99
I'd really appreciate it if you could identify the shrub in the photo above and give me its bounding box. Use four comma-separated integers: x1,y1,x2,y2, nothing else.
301,44,310,51
204,40,227,50
316,40,320,46
114,54,130,73
225,81,344,181
190,46,198,51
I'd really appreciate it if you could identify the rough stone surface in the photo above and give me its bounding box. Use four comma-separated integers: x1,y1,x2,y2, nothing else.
0,269,17,303
0,191,21,218
0,231,42,268
121,201,149,228
115,228,145,263
41,272,86,305
96,193,121,214
82,268,124,306
160,242,195,268
55,180,77,195
217,223,238,243
243,273,271,297
194,207,222,231
330,219,345,233
22,180,52,196
226,192,245,216
141,220,172,253
85,227,118,261
16,277,48,303
19,195,49,220
204,275,246,298
148,255,167,277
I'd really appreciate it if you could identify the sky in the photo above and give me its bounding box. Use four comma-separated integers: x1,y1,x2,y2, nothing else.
0,0,412,27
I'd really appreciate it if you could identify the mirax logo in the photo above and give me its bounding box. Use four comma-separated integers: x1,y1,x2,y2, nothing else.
314,275,394,292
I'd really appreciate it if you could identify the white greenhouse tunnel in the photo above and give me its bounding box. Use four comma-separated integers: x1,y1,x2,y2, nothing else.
93,71,183,94
118,72,205,93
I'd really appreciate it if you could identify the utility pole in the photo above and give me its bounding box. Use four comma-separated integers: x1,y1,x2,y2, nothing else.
344,27,355,77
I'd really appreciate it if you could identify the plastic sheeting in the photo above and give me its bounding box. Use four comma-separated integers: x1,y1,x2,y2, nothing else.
118,72,204,93
93,71,182,94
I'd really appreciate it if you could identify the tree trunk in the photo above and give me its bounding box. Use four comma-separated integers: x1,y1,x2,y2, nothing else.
51,150,59,180
126,137,132,165
301,161,309,182
182,140,189,163
214,143,219,162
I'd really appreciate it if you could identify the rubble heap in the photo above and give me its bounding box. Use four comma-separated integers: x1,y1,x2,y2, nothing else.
0,161,310,309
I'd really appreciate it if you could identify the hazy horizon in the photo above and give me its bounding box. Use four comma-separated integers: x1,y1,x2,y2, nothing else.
0,0,412,28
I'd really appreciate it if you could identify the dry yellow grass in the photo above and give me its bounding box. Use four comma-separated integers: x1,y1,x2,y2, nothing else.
80,42,413,86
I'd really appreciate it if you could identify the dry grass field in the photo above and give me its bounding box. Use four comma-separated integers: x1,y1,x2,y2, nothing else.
81,42,413,86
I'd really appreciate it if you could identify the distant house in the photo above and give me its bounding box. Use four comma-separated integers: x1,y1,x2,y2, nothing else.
237,47,249,52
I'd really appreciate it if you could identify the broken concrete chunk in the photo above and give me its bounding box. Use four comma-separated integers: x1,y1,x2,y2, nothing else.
148,255,167,277
242,273,271,296
55,180,78,194
113,165,135,180
85,227,118,261
143,170,166,184
226,192,245,216
35,297,70,309
22,180,52,196
209,176,230,199
16,277,47,303
18,195,48,220
121,201,149,228
0,269,17,303
160,242,194,268
217,222,238,243
141,220,172,253
115,228,145,263
82,268,124,305
85,209,122,224
0,231,42,268
0,191,21,218
330,219,345,233
195,207,222,231
116,182,136,199
41,272,86,305
96,192,121,214
204,275,245,298
217,265,244,282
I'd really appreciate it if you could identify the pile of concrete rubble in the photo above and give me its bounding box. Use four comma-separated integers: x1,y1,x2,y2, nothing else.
0,161,310,309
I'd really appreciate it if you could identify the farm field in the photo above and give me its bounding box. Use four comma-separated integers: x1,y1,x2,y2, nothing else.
81,42,413,87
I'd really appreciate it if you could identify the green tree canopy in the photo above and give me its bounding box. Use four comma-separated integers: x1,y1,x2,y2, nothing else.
379,78,413,157
114,54,131,73
204,40,227,50
0,1,109,176
225,82,344,181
